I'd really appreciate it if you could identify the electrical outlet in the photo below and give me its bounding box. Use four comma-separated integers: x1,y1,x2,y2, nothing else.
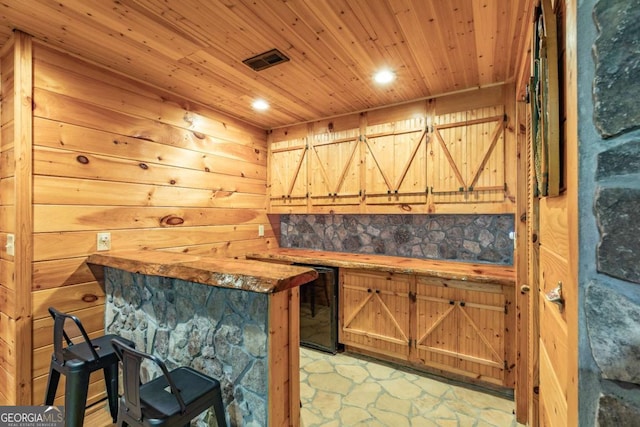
258,224,265,237
5,233,14,256
97,232,111,251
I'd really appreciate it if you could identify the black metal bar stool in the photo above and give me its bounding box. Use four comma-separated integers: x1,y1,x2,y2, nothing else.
111,338,227,427
44,307,135,427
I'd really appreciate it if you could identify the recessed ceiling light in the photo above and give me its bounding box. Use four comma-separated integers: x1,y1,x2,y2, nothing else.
252,99,269,111
374,69,396,85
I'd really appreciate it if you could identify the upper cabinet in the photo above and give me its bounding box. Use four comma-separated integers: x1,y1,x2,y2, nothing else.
268,85,516,214
431,105,506,204
310,116,361,208
268,124,309,210
364,102,428,206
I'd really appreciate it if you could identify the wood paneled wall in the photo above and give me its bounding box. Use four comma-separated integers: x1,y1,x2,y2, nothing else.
1,33,274,405
537,0,579,424
0,34,17,407
0,31,34,406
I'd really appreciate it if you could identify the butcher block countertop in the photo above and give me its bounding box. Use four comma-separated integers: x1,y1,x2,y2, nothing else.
246,248,515,286
87,250,318,293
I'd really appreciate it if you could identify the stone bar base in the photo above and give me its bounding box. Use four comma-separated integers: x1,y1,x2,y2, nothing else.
104,267,300,427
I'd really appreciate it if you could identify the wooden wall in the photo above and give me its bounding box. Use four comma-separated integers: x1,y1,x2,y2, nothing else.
0,32,34,406
1,33,274,404
537,0,579,425
0,34,17,407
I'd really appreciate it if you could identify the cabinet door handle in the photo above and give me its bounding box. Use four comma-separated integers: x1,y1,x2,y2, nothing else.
460,301,466,307
449,300,455,305
367,288,372,293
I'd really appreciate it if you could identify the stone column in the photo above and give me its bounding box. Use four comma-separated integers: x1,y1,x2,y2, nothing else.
581,0,640,424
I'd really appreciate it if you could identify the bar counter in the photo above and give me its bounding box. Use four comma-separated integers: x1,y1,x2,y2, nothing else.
246,248,516,285
88,250,316,427
87,249,318,293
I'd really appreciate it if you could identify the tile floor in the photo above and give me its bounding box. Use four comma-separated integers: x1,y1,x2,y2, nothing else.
88,345,522,426
299,347,523,427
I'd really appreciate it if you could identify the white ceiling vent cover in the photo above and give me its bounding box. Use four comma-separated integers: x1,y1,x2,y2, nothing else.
243,49,290,71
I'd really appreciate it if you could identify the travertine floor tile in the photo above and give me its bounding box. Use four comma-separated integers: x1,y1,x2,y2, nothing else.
377,378,422,400
368,408,410,427
374,393,411,415
308,372,353,395
342,382,381,408
339,406,372,425
335,363,369,383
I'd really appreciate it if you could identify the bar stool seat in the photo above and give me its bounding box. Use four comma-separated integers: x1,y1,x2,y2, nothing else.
44,307,134,427
112,338,227,427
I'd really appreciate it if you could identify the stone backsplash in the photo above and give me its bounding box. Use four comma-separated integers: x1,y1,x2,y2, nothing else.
280,214,514,265
105,267,269,427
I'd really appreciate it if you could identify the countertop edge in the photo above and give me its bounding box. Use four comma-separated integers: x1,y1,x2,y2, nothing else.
87,251,318,293
246,249,516,286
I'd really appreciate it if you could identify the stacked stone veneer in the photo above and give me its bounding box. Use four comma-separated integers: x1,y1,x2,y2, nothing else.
280,214,514,265
104,267,269,427
582,0,640,424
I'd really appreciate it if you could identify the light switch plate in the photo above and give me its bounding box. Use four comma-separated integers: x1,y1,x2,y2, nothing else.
6,233,14,256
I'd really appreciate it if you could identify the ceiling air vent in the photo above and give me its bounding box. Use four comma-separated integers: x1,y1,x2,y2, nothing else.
243,49,289,71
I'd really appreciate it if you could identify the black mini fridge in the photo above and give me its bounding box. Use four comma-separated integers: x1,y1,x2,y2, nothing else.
297,265,339,354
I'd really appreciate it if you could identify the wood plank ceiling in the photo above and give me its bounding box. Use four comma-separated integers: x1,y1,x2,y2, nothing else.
0,0,533,129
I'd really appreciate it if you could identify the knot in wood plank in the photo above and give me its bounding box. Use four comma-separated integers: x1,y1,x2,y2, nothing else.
161,215,185,226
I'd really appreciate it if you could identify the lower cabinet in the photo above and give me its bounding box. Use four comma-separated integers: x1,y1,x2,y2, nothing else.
339,269,510,387
415,276,506,386
339,269,412,360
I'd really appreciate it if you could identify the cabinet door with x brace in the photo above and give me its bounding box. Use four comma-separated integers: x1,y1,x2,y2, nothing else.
431,106,506,204
340,269,412,361
415,276,506,385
